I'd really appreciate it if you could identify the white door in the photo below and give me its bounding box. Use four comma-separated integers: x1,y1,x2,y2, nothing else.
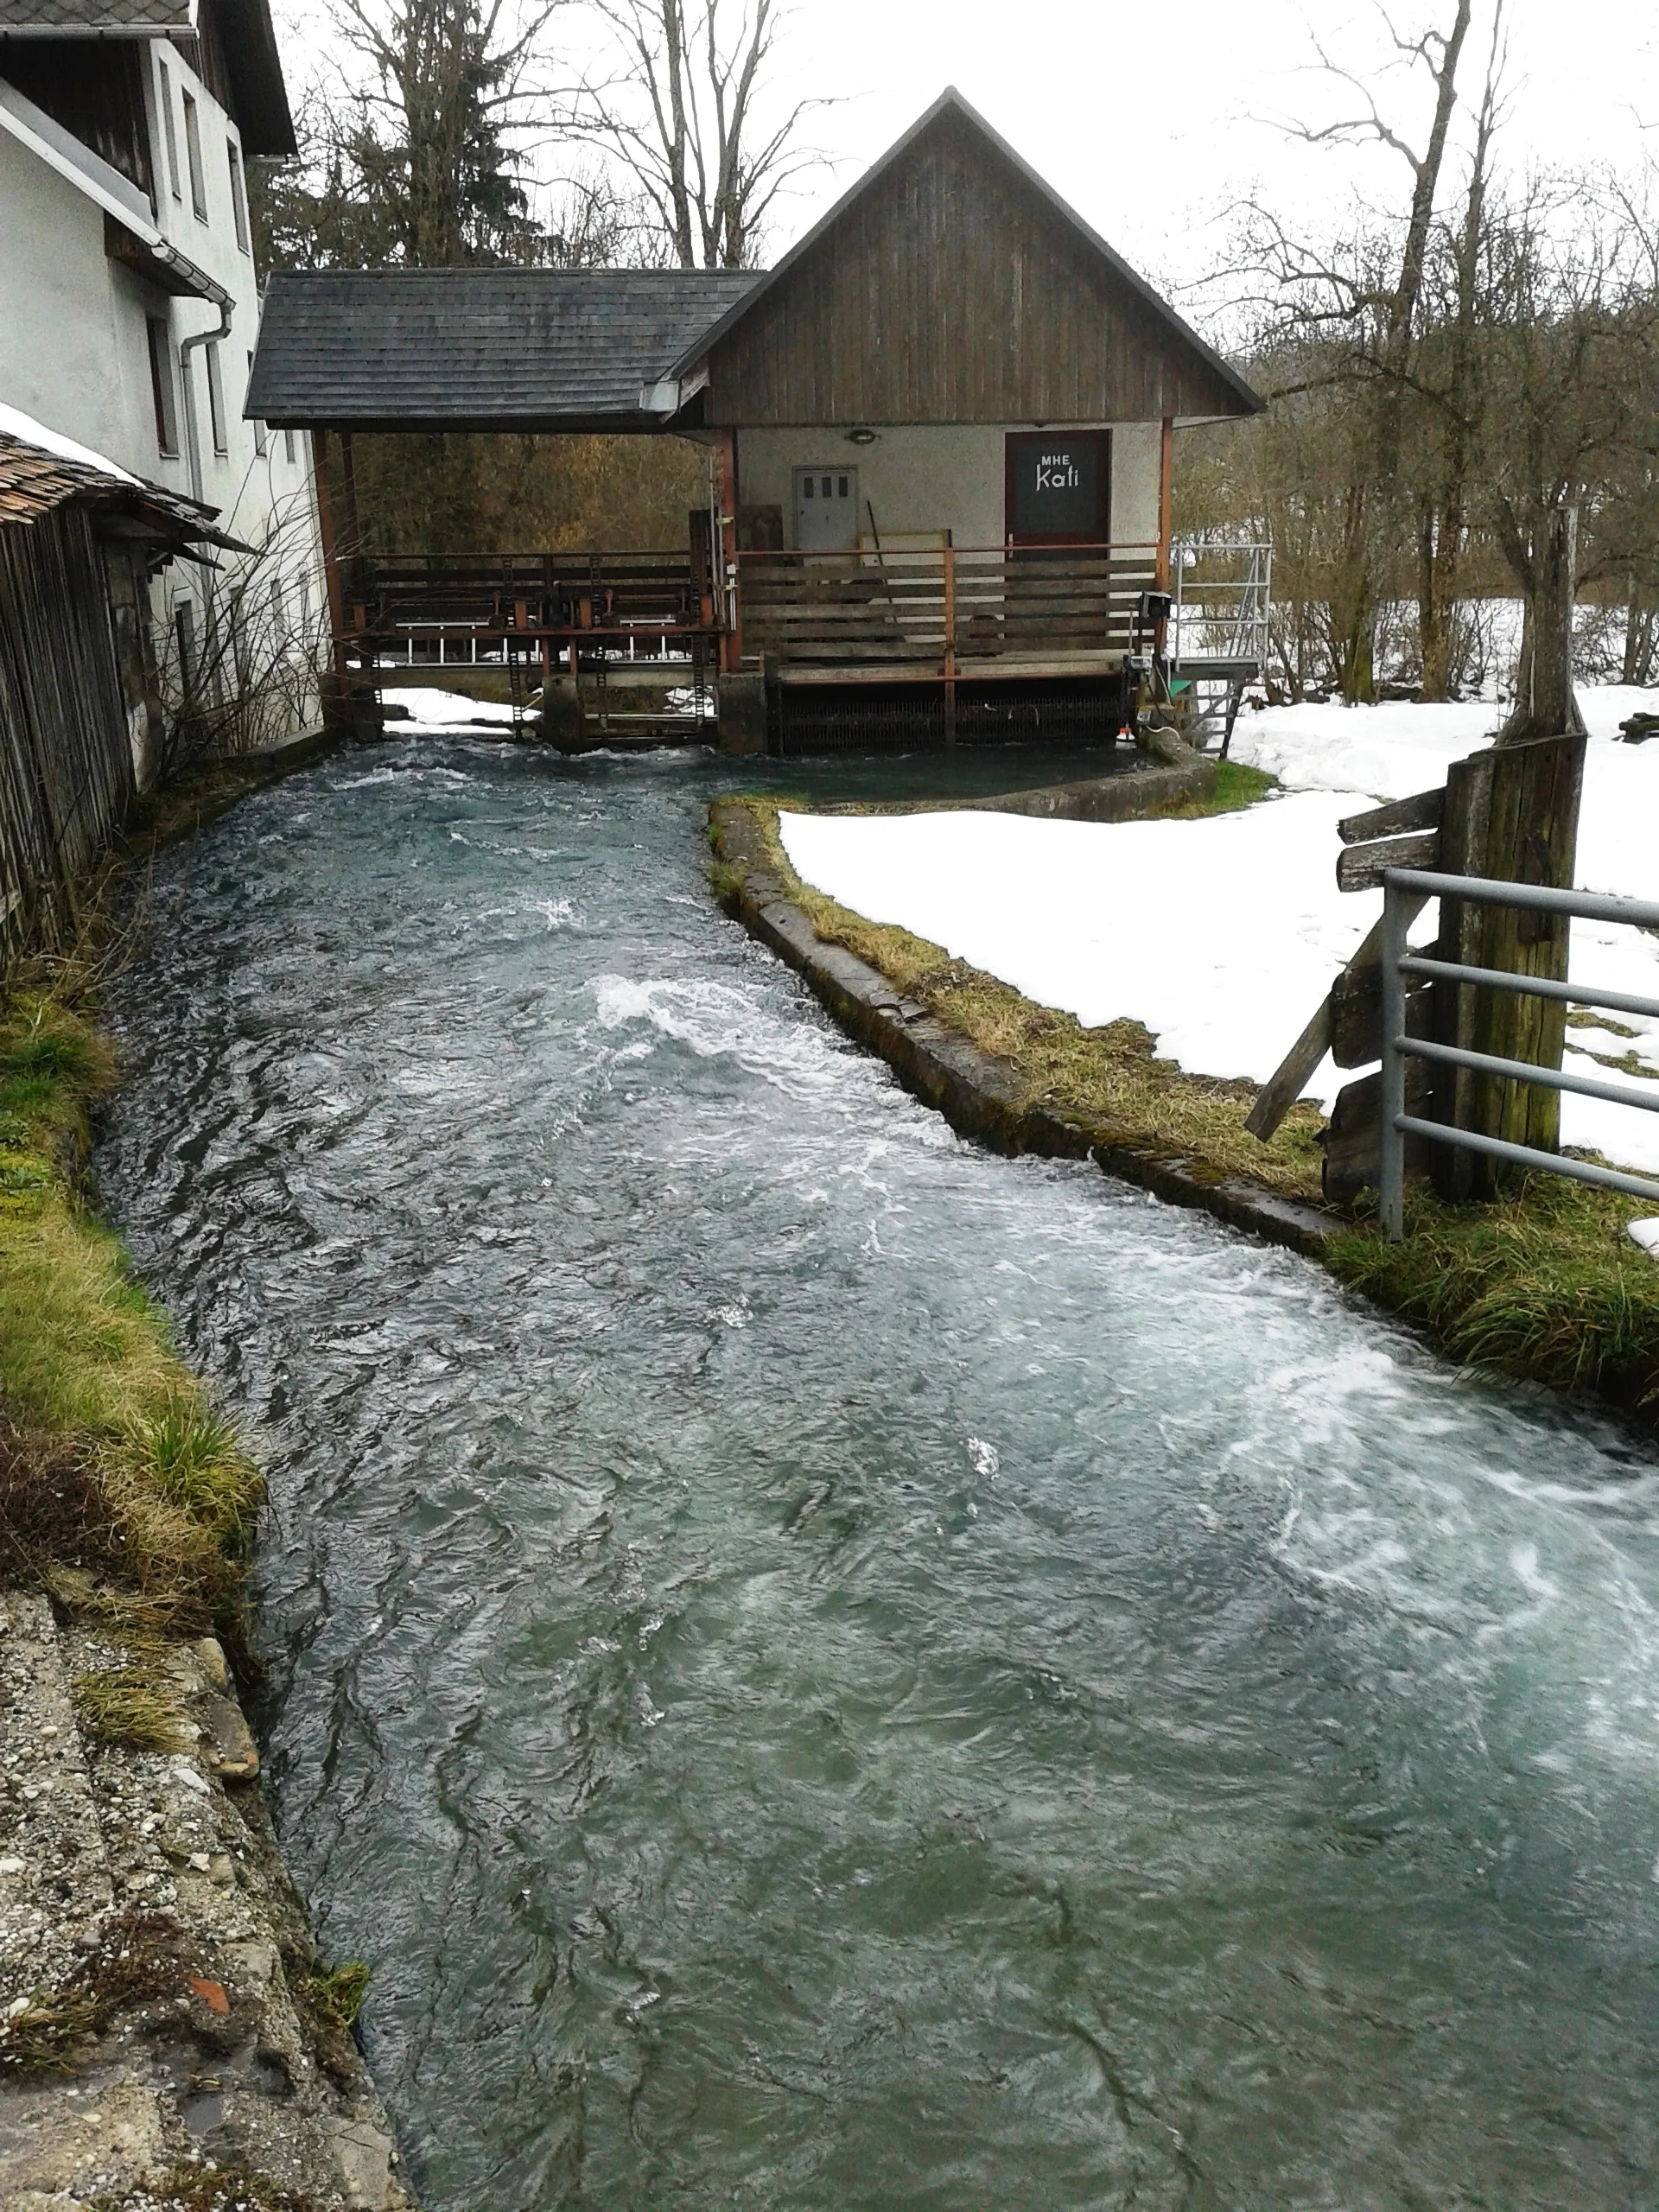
793,466,859,553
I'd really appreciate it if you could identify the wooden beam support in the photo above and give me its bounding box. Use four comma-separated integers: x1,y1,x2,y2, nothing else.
1156,416,1174,591
717,428,741,674
310,428,348,690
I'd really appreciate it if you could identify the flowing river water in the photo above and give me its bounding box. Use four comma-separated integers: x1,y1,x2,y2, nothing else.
95,735,1659,2209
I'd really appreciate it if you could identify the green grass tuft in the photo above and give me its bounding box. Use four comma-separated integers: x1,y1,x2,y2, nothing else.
0,985,263,1629
315,1960,372,2028
73,1665,188,1751
1326,1175,1659,1410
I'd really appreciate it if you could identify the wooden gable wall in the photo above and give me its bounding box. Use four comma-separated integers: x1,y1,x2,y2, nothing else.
703,105,1246,429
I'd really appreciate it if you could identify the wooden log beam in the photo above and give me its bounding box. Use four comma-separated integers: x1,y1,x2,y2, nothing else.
1335,829,1442,893
1337,786,1446,845
1246,893,1431,1141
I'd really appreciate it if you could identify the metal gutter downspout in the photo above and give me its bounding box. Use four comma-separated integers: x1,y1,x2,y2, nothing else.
178,296,233,506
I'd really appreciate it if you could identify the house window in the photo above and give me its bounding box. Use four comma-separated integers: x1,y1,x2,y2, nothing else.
157,60,181,201
175,600,196,690
283,427,296,465
182,90,207,220
206,340,227,454
226,139,250,252
248,353,267,454
146,315,178,455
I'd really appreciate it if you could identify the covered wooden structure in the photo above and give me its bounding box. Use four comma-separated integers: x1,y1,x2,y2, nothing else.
248,88,1263,753
0,420,230,948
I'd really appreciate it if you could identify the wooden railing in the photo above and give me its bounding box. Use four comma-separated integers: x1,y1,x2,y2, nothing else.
734,543,1160,678
331,543,1168,683
339,550,719,661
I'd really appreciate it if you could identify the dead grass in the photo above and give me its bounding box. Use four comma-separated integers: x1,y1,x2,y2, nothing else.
0,1909,204,2075
722,798,1328,1200
73,1665,188,1752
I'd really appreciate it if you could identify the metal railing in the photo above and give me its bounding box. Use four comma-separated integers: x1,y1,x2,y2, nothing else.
1170,538,1272,671
1378,867,1659,1238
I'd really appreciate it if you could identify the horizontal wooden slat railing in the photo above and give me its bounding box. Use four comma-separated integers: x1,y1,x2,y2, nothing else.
340,550,720,652
735,543,1160,678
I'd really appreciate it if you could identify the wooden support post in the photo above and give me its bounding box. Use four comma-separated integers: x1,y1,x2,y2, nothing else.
1156,416,1174,592
1431,734,1586,1198
717,428,741,675
942,543,957,747
310,429,347,688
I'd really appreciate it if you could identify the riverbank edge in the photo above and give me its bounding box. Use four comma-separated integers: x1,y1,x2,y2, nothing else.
0,744,415,2212
711,797,1659,1429
709,797,1339,1257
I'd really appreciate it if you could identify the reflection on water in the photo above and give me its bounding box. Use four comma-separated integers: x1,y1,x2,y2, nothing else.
97,738,1659,2209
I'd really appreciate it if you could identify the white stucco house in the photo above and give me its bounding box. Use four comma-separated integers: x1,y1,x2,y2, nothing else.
0,0,327,775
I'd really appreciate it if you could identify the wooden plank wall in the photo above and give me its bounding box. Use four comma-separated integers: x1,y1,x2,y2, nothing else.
0,507,139,955
707,107,1245,427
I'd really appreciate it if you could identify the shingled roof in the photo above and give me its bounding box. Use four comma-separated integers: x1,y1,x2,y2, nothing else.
247,268,763,433
0,0,197,30
0,416,230,546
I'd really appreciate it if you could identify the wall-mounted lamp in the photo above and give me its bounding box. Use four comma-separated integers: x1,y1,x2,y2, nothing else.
846,427,878,446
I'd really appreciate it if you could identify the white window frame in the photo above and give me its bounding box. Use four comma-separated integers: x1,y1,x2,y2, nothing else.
146,315,179,455
206,339,228,454
226,137,250,252
248,352,267,454
181,88,207,222
156,57,181,202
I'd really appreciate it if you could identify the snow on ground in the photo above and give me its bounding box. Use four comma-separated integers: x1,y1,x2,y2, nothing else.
380,686,518,728
779,685,1659,1175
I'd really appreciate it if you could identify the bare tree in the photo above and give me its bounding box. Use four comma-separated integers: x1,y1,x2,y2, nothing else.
1478,179,1659,741
1246,3,1475,700
564,0,826,268
1413,4,1507,697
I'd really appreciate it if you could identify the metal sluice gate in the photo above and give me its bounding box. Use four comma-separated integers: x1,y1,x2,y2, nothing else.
769,679,1135,756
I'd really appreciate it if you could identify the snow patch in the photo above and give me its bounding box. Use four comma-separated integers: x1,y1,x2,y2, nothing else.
381,687,518,727
779,686,1659,1173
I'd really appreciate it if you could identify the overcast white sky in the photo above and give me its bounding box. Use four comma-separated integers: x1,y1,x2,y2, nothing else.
274,0,1659,322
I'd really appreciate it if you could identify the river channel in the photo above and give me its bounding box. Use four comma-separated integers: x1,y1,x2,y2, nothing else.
96,735,1659,2209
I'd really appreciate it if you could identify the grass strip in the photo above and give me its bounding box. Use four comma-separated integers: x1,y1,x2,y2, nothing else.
0,989,262,1638
715,794,1659,1424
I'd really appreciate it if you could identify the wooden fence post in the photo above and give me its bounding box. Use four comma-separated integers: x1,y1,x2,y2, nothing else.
1431,733,1586,1198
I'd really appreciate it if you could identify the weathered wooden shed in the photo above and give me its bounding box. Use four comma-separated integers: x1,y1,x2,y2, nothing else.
0,418,223,947
249,88,1263,753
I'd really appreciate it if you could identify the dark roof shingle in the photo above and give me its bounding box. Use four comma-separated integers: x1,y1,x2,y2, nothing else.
0,0,195,26
0,426,225,543
247,268,762,431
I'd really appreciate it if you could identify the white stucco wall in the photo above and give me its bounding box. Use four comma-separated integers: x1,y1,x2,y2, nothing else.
734,421,1164,550
0,45,327,757
0,129,159,473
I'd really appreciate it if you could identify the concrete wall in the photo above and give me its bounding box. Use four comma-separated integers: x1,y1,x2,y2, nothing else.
734,421,1163,550
0,46,327,766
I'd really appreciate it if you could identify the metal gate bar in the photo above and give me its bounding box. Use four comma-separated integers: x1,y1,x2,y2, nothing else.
1378,866,1659,1239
